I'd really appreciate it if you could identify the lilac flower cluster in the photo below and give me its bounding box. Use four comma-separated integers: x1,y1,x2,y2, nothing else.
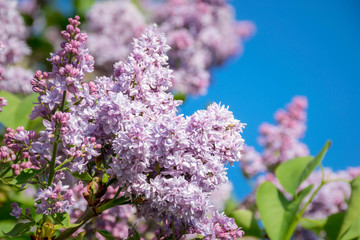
0,14,245,238
0,0,30,67
0,0,33,95
240,96,309,177
0,66,33,94
56,22,246,237
35,180,74,215
87,0,146,70
3,126,39,175
153,0,254,95
86,0,254,95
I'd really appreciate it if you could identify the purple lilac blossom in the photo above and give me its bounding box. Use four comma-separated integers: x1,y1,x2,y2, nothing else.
240,96,309,177
86,0,254,95
152,0,255,95
210,182,233,211
17,16,245,238
0,66,33,94
34,178,74,215
87,0,146,70
63,24,245,237
0,0,30,67
10,202,22,219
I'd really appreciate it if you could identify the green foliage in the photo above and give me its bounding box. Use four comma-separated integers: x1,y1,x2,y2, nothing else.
64,168,92,181
337,175,360,240
230,209,262,238
0,91,43,131
275,156,313,196
256,182,313,240
2,221,35,238
324,212,345,240
224,197,237,216
11,168,44,185
275,141,331,196
73,0,95,17
173,92,186,102
299,217,327,235
53,212,70,227
97,230,115,240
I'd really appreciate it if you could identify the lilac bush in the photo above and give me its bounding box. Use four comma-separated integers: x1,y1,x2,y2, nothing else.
0,16,245,239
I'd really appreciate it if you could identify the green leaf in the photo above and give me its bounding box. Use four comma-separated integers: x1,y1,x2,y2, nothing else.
98,196,131,213
76,231,86,240
338,175,360,240
12,168,44,185
223,197,238,216
129,227,141,240
231,209,262,237
275,156,313,196
275,141,331,196
173,92,186,102
14,93,38,128
53,212,70,227
54,222,83,230
0,91,21,128
73,0,95,16
63,168,92,181
3,221,35,237
0,92,38,130
299,218,327,235
256,181,310,240
102,173,110,184
97,230,115,240
324,212,345,240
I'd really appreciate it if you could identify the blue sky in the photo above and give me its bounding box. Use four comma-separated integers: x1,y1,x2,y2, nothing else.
180,0,360,198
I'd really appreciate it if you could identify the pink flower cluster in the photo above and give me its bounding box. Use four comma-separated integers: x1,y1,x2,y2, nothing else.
154,0,254,95
87,0,146,70
240,96,309,177
85,0,254,95
0,0,33,95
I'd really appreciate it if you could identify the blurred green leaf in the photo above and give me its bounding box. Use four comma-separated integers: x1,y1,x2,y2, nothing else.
14,94,38,127
224,197,237,216
0,91,21,129
173,92,186,102
324,212,345,240
97,230,115,240
73,0,95,17
338,175,360,240
275,141,331,196
0,92,40,130
53,212,70,227
231,209,262,238
64,168,92,181
299,217,327,235
12,168,44,185
2,221,34,238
